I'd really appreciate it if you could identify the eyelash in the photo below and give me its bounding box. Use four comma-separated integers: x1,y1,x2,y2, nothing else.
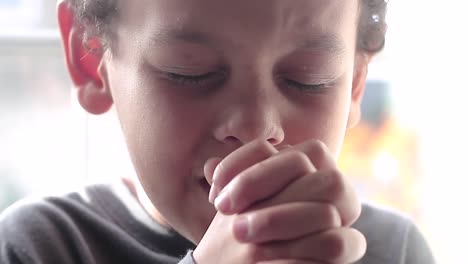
166,72,221,87
282,79,328,92
166,72,329,92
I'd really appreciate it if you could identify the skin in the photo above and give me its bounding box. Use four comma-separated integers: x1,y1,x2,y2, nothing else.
58,0,372,262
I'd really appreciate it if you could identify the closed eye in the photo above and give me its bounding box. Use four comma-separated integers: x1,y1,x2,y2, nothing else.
166,72,225,88
283,79,328,92
166,71,330,92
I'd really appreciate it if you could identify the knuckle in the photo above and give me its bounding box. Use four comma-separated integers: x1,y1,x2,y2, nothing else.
325,169,346,200
287,151,314,173
322,231,347,261
347,202,362,226
306,139,328,159
250,211,277,238
318,204,341,227
310,139,327,155
303,139,335,170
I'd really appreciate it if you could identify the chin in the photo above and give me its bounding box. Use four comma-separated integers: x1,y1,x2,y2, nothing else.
192,208,217,244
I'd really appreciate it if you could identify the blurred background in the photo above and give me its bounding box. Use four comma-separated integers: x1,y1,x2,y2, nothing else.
1,1,467,263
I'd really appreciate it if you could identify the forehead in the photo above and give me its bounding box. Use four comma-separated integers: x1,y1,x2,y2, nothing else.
115,0,359,52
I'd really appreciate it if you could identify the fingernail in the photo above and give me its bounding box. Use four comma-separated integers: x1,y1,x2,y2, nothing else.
208,184,219,204
214,189,232,213
233,216,251,242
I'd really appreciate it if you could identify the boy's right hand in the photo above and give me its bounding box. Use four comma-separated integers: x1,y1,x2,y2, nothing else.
193,140,366,264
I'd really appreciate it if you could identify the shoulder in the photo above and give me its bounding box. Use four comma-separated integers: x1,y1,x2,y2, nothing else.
0,196,59,262
0,183,118,239
353,202,436,264
0,186,101,235
0,185,110,263
1,195,68,240
354,202,412,236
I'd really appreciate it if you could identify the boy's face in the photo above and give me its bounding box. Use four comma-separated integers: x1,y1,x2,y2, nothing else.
98,0,365,242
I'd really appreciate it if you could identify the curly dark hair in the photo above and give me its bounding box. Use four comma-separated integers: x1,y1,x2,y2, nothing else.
69,0,388,54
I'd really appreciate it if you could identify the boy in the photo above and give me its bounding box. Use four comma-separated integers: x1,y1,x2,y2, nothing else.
0,0,435,263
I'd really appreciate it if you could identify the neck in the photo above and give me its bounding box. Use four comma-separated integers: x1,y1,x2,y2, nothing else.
121,176,170,227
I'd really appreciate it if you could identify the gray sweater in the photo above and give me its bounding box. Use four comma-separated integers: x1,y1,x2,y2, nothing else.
0,182,435,264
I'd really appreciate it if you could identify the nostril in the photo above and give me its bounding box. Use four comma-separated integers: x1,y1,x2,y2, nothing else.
224,136,280,145
224,136,239,144
267,138,280,145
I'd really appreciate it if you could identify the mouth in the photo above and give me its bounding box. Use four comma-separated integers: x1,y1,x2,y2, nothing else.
199,178,211,194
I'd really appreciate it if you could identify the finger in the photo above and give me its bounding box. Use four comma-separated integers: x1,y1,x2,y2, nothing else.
209,140,277,203
214,150,316,214
276,144,292,151
256,228,367,264
251,169,361,227
204,157,222,185
232,202,340,243
281,139,336,170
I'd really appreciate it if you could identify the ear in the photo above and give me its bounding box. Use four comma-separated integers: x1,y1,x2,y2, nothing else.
347,54,371,129
57,0,113,115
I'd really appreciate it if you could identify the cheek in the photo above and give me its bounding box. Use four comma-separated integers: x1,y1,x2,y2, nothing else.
110,66,207,194
286,88,352,156
323,95,352,156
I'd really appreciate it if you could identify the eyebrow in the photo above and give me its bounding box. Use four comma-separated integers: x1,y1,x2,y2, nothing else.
151,28,346,54
151,28,216,47
298,34,347,55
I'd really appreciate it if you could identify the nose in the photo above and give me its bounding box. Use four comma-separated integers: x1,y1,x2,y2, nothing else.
213,93,285,146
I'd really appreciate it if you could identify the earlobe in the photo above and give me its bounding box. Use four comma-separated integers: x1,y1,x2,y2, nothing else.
347,54,370,129
57,0,113,115
77,78,113,115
